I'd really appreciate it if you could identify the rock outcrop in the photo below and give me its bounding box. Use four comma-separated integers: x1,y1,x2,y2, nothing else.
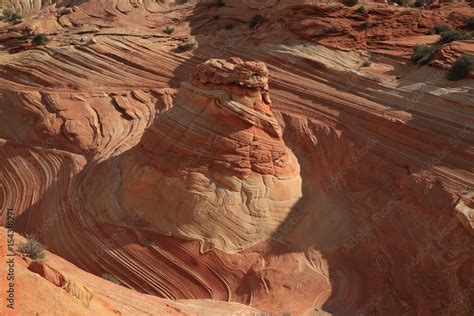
118,57,302,252
0,228,262,315
0,1,473,315
281,3,471,54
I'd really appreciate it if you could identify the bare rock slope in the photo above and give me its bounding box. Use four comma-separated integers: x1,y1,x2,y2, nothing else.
0,0,473,315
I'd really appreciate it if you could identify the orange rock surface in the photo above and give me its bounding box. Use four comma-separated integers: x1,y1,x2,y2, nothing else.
0,0,473,315
0,228,262,315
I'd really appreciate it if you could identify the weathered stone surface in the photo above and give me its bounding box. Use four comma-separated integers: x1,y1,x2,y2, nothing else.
118,57,302,252
0,1,473,315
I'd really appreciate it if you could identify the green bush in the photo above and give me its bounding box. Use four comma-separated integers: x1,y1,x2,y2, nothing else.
18,235,46,260
173,41,195,53
362,59,372,67
464,17,474,31
411,0,425,8
17,32,30,40
249,14,264,29
439,30,472,44
32,34,49,45
447,54,474,80
102,274,121,284
329,25,342,32
163,26,174,35
433,24,452,34
411,44,437,66
355,6,366,14
359,21,371,29
175,0,188,4
0,9,22,24
343,0,358,6
394,0,409,7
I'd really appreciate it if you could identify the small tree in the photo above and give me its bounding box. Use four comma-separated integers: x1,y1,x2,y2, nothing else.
359,21,371,29
216,0,225,7
163,26,174,35
356,6,366,14
17,32,30,40
343,0,358,6
32,34,49,45
412,0,425,8
394,0,409,7
411,44,437,66
329,25,342,32
464,17,474,31
172,41,195,53
249,14,264,29
439,30,472,44
447,54,474,81
18,235,46,260
225,23,234,30
0,9,22,24
433,24,452,35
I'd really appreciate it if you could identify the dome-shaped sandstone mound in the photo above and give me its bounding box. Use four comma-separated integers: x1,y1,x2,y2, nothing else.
117,57,303,252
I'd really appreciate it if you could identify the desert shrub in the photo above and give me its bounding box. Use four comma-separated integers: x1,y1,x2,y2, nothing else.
329,24,342,32
464,17,474,31
411,44,437,66
359,21,371,29
102,274,121,284
394,0,409,7
447,54,474,80
175,0,188,5
173,41,195,53
225,23,234,30
212,15,220,20
18,235,46,260
249,14,264,29
433,24,452,34
356,6,366,14
362,59,372,67
216,0,225,7
163,26,174,35
32,34,49,45
343,0,358,6
17,32,30,40
0,9,22,24
439,30,472,44
411,0,426,8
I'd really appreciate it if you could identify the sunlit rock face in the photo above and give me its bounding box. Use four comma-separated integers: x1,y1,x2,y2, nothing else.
119,57,303,252
0,1,473,315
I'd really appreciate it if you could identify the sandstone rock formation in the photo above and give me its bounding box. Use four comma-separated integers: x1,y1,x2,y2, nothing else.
0,228,262,315
118,57,302,252
0,0,473,315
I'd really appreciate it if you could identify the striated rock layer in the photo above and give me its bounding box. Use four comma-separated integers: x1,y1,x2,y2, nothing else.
0,228,263,315
0,1,473,315
118,57,302,252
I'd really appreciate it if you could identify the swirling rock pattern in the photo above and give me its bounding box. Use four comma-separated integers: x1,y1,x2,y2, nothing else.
0,1,473,315
118,57,302,252
0,228,263,315
281,3,472,54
